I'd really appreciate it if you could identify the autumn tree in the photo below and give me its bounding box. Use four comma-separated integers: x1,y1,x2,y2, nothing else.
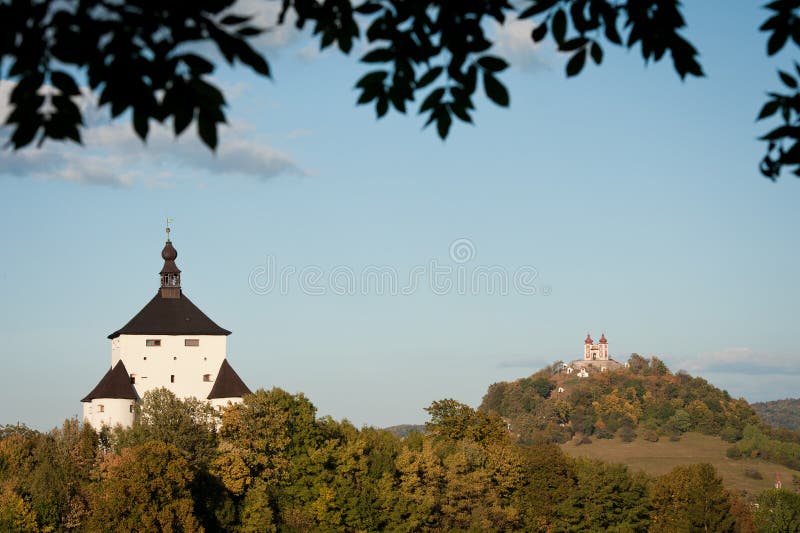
556,458,651,531
649,463,736,532
88,441,200,532
113,387,219,468
754,488,800,532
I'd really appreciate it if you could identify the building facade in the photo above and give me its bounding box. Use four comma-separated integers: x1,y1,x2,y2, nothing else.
584,333,609,361
82,230,250,428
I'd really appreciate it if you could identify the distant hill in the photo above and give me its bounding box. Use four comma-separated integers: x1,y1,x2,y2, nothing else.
479,355,800,473
480,355,759,445
382,424,425,438
752,398,800,432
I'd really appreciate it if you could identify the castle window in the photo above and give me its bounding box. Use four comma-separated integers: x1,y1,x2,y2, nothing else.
98,404,104,413
143,356,147,361
130,375,136,384
170,375,175,383
173,356,177,361
129,405,134,413
203,374,211,382
185,339,199,347
146,339,161,347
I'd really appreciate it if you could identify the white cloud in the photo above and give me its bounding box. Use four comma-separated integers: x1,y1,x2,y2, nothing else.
0,81,306,187
490,18,550,72
674,347,799,376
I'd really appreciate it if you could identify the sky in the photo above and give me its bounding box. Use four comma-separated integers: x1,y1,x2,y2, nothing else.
1,1,798,431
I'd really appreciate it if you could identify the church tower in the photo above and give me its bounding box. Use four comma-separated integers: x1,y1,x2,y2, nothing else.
583,332,609,361
82,225,251,429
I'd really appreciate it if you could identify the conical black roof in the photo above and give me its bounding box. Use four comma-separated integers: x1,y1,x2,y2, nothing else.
207,360,251,399
81,360,137,402
108,292,231,339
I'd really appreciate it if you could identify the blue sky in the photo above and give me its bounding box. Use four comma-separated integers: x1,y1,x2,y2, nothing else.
1,1,798,430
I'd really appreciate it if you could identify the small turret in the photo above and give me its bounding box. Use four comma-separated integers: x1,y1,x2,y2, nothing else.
160,222,181,299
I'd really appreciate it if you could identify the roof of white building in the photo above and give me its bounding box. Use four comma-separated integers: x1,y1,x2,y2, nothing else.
207,360,252,399
107,291,231,339
81,360,137,402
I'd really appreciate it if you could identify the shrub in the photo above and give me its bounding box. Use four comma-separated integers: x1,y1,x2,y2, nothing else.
744,468,763,480
720,425,742,443
619,426,637,443
726,446,743,459
642,429,659,442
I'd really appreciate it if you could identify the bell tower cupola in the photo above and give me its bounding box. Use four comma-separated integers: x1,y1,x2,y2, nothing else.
160,221,181,299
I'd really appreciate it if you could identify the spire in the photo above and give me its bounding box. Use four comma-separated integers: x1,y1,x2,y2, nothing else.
585,332,593,344
599,333,607,344
160,220,181,299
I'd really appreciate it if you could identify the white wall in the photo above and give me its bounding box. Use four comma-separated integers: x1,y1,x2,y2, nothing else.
83,398,135,429
114,334,227,401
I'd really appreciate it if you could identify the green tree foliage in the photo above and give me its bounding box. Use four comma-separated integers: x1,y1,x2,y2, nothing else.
88,441,200,532
755,489,800,532
425,398,508,443
113,388,219,467
752,397,800,432
556,459,651,531
0,385,788,531
649,463,736,532
480,358,762,446
2,0,797,181
731,424,800,470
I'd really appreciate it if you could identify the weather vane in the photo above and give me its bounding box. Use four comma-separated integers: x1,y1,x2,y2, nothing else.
166,217,174,240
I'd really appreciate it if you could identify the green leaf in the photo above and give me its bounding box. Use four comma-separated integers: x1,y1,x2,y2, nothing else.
181,54,215,75
519,0,558,18
552,9,567,44
416,67,443,89
560,38,588,52
531,23,548,43
50,71,80,96
483,72,509,107
361,48,393,63
376,95,388,117
237,26,263,37
756,100,780,121
197,111,218,150
590,42,603,64
420,88,445,113
356,70,387,89
220,15,251,25
779,70,797,88
566,49,586,77
133,109,149,140
354,2,382,14
477,56,509,73
767,30,789,55
436,107,452,139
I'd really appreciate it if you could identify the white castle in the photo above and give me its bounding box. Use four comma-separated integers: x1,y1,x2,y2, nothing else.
82,227,250,428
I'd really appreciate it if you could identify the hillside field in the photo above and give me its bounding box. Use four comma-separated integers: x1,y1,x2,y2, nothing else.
560,432,798,496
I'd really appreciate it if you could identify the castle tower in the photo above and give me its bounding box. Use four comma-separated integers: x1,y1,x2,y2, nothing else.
82,226,251,429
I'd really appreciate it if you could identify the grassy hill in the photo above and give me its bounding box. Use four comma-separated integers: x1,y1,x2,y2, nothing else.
752,398,800,432
560,432,796,496
480,355,800,483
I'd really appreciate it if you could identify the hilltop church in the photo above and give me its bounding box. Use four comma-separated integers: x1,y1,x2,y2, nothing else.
82,227,251,428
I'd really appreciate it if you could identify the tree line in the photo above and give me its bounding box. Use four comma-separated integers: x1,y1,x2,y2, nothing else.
0,386,799,531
